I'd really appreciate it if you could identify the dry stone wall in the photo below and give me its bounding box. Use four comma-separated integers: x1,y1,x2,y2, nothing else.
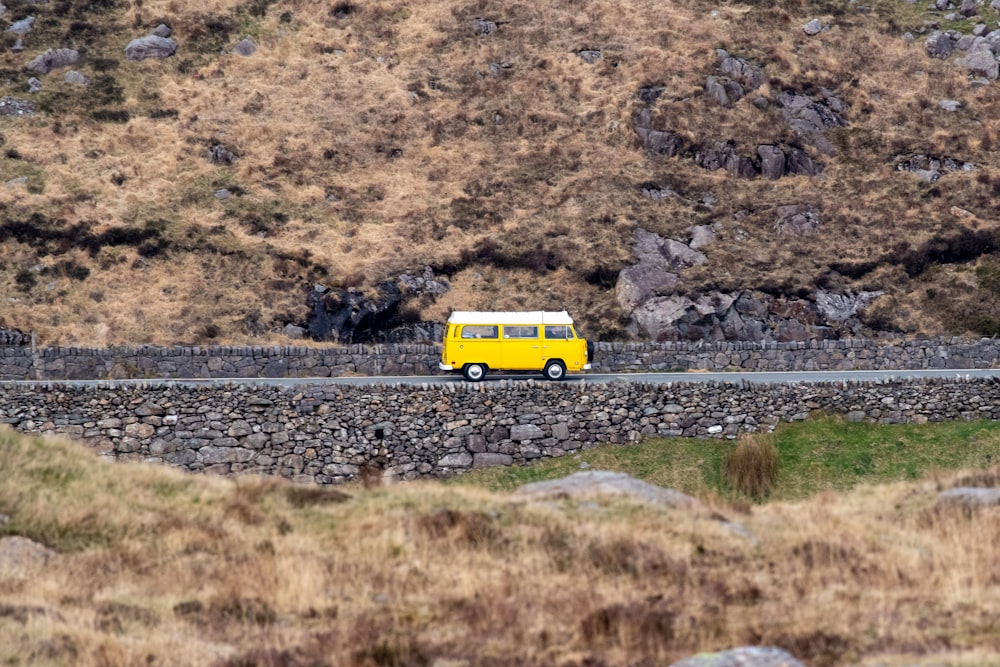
3,337,1000,381
2,378,999,484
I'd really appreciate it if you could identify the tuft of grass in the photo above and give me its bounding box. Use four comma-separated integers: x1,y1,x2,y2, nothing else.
723,432,780,500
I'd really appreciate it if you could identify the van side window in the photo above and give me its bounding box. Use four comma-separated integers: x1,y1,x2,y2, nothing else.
503,325,538,339
544,325,570,340
461,325,498,339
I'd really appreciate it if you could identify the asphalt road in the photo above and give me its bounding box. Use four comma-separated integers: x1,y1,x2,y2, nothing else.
4,369,1000,388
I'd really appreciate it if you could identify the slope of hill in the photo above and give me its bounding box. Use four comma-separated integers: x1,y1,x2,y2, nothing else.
1,0,999,346
3,427,1000,666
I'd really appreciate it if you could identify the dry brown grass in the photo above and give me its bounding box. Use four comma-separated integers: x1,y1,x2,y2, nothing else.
724,432,780,500
3,428,1000,666
2,0,1000,344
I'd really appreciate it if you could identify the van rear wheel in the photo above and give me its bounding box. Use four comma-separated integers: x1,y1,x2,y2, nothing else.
462,363,487,382
542,360,566,381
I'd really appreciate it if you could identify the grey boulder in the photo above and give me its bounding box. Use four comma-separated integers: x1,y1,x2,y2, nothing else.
125,35,177,60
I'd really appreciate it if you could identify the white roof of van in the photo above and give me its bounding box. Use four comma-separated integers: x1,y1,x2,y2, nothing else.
447,311,574,325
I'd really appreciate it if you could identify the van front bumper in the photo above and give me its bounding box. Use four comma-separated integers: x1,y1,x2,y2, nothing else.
583,363,592,370
439,362,454,371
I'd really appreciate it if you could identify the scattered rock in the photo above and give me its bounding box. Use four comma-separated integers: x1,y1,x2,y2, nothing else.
937,487,1000,508
27,48,79,74
152,23,172,38
577,49,601,63
0,536,55,569
925,30,955,59
894,153,977,182
669,647,807,667
955,34,977,51
124,35,177,60
213,188,231,199
637,85,666,104
487,61,512,77
717,50,766,89
63,70,88,86
705,75,745,107
398,266,450,296
960,0,980,17
938,99,962,111
639,183,676,200
957,46,999,79
803,18,827,35
0,96,35,116
26,77,41,93
815,289,883,322
283,323,306,339
774,204,821,236
7,16,34,35
234,38,257,56
687,224,718,250
473,18,497,35
207,144,238,165
515,470,704,510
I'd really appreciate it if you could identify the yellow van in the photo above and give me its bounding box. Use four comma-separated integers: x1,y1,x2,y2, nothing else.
439,311,592,381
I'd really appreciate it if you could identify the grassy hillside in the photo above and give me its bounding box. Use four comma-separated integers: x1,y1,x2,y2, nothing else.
1,0,1000,345
3,423,1000,666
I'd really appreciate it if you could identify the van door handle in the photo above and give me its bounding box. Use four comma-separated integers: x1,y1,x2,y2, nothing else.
532,346,539,349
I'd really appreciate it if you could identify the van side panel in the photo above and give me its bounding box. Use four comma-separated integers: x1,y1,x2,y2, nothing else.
500,325,542,370
449,324,501,371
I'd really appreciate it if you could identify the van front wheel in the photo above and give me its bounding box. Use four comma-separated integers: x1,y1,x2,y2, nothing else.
542,360,566,381
462,363,487,382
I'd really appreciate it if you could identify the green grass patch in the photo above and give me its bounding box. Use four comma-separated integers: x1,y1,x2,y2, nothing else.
451,417,1000,501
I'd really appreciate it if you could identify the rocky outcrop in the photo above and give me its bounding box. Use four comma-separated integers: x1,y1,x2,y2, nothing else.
625,287,886,342
616,229,703,315
815,289,884,323
634,108,684,157
615,228,878,341
0,327,27,346
708,50,766,107
777,89,848,155
307,268,448,344
774,204,820,235
894,153,977,182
